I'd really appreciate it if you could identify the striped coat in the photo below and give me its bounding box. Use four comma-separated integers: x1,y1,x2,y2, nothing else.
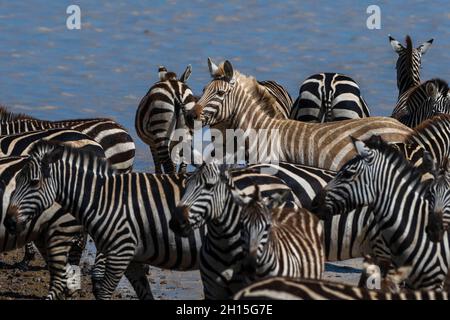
187,59,412,171
0,107,135,172
233,277,449,300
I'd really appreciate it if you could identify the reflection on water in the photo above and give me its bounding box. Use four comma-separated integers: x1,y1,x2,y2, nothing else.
0,1,449,171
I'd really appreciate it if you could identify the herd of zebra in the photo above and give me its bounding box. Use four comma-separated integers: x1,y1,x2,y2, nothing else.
1,34,450,300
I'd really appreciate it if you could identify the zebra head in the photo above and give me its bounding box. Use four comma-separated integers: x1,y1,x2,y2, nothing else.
4,142,63,235
310,135,381,220
425,166,450,238
230,184,290,277
424,79,450,118
389,35,433,94
185,58,236,128
170,162,232,237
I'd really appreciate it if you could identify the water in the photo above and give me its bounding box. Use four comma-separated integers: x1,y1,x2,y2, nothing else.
0,1,449,299
0,1,449,170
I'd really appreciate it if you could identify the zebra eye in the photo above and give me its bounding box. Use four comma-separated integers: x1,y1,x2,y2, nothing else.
30,179,40,188
341,170,355,179
205,182,215,189
217,90,226,97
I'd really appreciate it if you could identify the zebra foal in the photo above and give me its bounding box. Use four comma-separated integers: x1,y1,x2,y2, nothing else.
231,184,324,283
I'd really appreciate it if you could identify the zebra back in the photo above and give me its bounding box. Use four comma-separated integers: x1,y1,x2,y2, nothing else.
257,80,293,118
233,276,449,300
290,73,370,122
0,107,135,172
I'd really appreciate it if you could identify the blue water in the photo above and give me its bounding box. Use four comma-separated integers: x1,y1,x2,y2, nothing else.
0,1,449,170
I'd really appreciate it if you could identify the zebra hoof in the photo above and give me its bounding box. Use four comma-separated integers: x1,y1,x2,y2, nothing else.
14,261,30,271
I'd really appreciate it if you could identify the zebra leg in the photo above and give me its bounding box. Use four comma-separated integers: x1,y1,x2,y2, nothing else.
124,262,154,300
67,232,87,266
91,252,107,294
149,145,163,174
93,253,133,300
15,242,39,271
32,234,70,300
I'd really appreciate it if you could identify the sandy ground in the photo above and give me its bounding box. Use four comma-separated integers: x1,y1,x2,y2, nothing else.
0,238,361,300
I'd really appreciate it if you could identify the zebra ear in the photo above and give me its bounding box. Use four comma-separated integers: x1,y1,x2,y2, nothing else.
389,35,404,53
417,38,433,55
350,136,370,158
179,65,192,83
426,82,439,100
266,189,291,208
208,57,219,77
158,66,168,81
41,147,64,178
420,151,438,176
223,60,234,81
230,187,252,207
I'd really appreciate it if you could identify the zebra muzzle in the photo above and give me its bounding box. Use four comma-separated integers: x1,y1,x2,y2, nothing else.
3,206,23,235
425,210,445,243
169,206,193,237
310,191,333,221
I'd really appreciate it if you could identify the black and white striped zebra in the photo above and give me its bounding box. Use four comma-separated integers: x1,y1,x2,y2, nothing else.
3,142,301,299
0,106,135,172
135,65,196,173
311,135,450,290
289,73,370,122
0,127,105,299
389,35,433,99
231,184,324,284
233,276,449,300
392,79,450,127
0,128,106,271
170,163,302,299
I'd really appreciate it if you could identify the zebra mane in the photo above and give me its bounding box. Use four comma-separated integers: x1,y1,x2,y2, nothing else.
427,78,449,95
405,35,414,79
28,140,116,177
0,106,36,122
234,71,281,117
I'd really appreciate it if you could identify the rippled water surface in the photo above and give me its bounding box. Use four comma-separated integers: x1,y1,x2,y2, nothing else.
0,1,449,168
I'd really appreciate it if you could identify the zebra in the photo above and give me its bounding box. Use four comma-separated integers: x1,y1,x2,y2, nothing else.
0,128,105,299
311,135,450,290
2,141,300,299
392,79,450,127
170,162,304,299
232,276,449,300
389,35,433,99
231,184,324,284
290,73,370,122
0,106,135,172
0,128,105,270
135,65,196,173
185,58,412,171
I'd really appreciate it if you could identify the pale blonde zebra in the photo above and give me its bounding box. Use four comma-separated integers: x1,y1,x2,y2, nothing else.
186,58,413,171
231,185,324,283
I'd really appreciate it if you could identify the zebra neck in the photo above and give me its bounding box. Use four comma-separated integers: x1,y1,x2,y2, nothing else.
371,169,427,259
207,197,242,246
55,162,110,224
